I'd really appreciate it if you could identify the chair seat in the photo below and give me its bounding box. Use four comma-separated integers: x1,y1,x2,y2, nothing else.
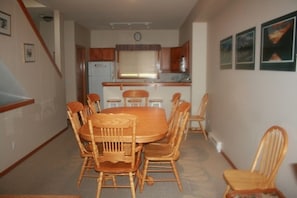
144,142,171,151
144,144,180,160
224,169,271,190
95,160,141,173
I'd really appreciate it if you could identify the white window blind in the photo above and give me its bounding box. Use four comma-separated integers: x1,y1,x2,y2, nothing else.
118,50,159,78
116,44,161,79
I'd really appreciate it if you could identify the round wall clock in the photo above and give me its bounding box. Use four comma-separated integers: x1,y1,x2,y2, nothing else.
133,32,142,41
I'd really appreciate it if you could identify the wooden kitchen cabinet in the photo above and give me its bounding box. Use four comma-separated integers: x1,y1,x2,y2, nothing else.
181,41,190,72
170,47,182,72
159,41,190,73
89,48,115,61
160,48,171,72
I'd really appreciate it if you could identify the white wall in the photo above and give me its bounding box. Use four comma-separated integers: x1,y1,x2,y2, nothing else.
91,29,179,47
207,0,297,196
190,23,207,115
64,21,76,102
0,0,67,172
64,21,90,103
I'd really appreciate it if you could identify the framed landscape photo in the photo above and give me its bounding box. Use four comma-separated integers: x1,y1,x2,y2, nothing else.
235,27,255,70
220,36,233,69
0,11,11,36
24,43,35,62
260,11,297,71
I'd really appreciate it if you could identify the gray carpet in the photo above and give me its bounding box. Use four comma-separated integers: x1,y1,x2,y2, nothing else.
0,128,231,198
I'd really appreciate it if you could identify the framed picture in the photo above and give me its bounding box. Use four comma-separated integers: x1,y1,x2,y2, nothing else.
220,36,233,69
235,27,256,70
24,43,35,62
0,11,11,36
260,11,297,71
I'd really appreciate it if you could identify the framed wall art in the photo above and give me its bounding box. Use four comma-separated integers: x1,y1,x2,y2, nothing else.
260,11,297,71
220,36,233,69
24,43,35,62
235,27,255,70
0,11,11,36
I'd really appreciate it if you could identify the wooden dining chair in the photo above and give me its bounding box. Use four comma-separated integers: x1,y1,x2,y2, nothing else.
167,92,181,131
152,92,182,144
66,101,96,187
87,93,102,114
88,113,143,198
139,101,190,193
223,125,288,197
186,93,208,140
123,89,149,107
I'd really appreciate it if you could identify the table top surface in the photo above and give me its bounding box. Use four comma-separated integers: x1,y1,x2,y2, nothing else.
79,106,168,143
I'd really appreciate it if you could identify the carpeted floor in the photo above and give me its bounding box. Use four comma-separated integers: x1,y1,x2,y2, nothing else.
0,128,231,198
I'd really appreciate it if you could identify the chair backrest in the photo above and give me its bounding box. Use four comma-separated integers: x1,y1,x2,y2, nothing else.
67,101,88,125
87,93,101,114
88,113,140,169
172,92,181,103
123,89,149,106
167,101,190,148
250,125,288,186
67,101,91,156
197,93,208,117
168,92,181,127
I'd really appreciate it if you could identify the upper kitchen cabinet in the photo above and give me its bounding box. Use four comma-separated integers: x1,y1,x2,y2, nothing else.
160,41,190,73
160,48,171,72
170,46,182,72
89,48,115,61
181,41,190,72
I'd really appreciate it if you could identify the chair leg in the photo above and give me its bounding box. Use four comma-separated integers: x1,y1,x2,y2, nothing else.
171,160,183,192
134,170,141,191
112,175,117,187
103,174,117,187
198,121,208,140
223,185,231,198
96,172,104,198
184,120,190,140
140,159,149,192
129,172,136,198
77,157,88,187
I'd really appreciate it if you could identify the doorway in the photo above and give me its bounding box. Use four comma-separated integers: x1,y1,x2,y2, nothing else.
76,45,87,104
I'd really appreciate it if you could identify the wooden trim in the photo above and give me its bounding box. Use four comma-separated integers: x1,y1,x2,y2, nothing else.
0,98,34,113
17,0,62,77
221,150,237,169
0,126,68,177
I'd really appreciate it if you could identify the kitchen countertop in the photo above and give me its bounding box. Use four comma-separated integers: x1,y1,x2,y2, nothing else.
102,82,191,87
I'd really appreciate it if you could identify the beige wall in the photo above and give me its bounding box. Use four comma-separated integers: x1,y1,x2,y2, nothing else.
64,21,76,102
64,21,91,103
0,0,67,172
2,0,297,196
205,0,297,196
90,29,179,47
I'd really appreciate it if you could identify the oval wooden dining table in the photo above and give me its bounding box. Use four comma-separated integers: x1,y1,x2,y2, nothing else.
79,106,168,144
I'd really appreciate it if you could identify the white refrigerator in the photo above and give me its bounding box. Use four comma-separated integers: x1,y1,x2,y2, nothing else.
88,61,114,101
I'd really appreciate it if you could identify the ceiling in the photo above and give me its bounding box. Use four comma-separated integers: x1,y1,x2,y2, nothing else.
24,0,200,30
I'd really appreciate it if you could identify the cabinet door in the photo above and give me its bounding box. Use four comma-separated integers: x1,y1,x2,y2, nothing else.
181,41,190,71
170,47,182,72
89,48,115,61
160,48,171,72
